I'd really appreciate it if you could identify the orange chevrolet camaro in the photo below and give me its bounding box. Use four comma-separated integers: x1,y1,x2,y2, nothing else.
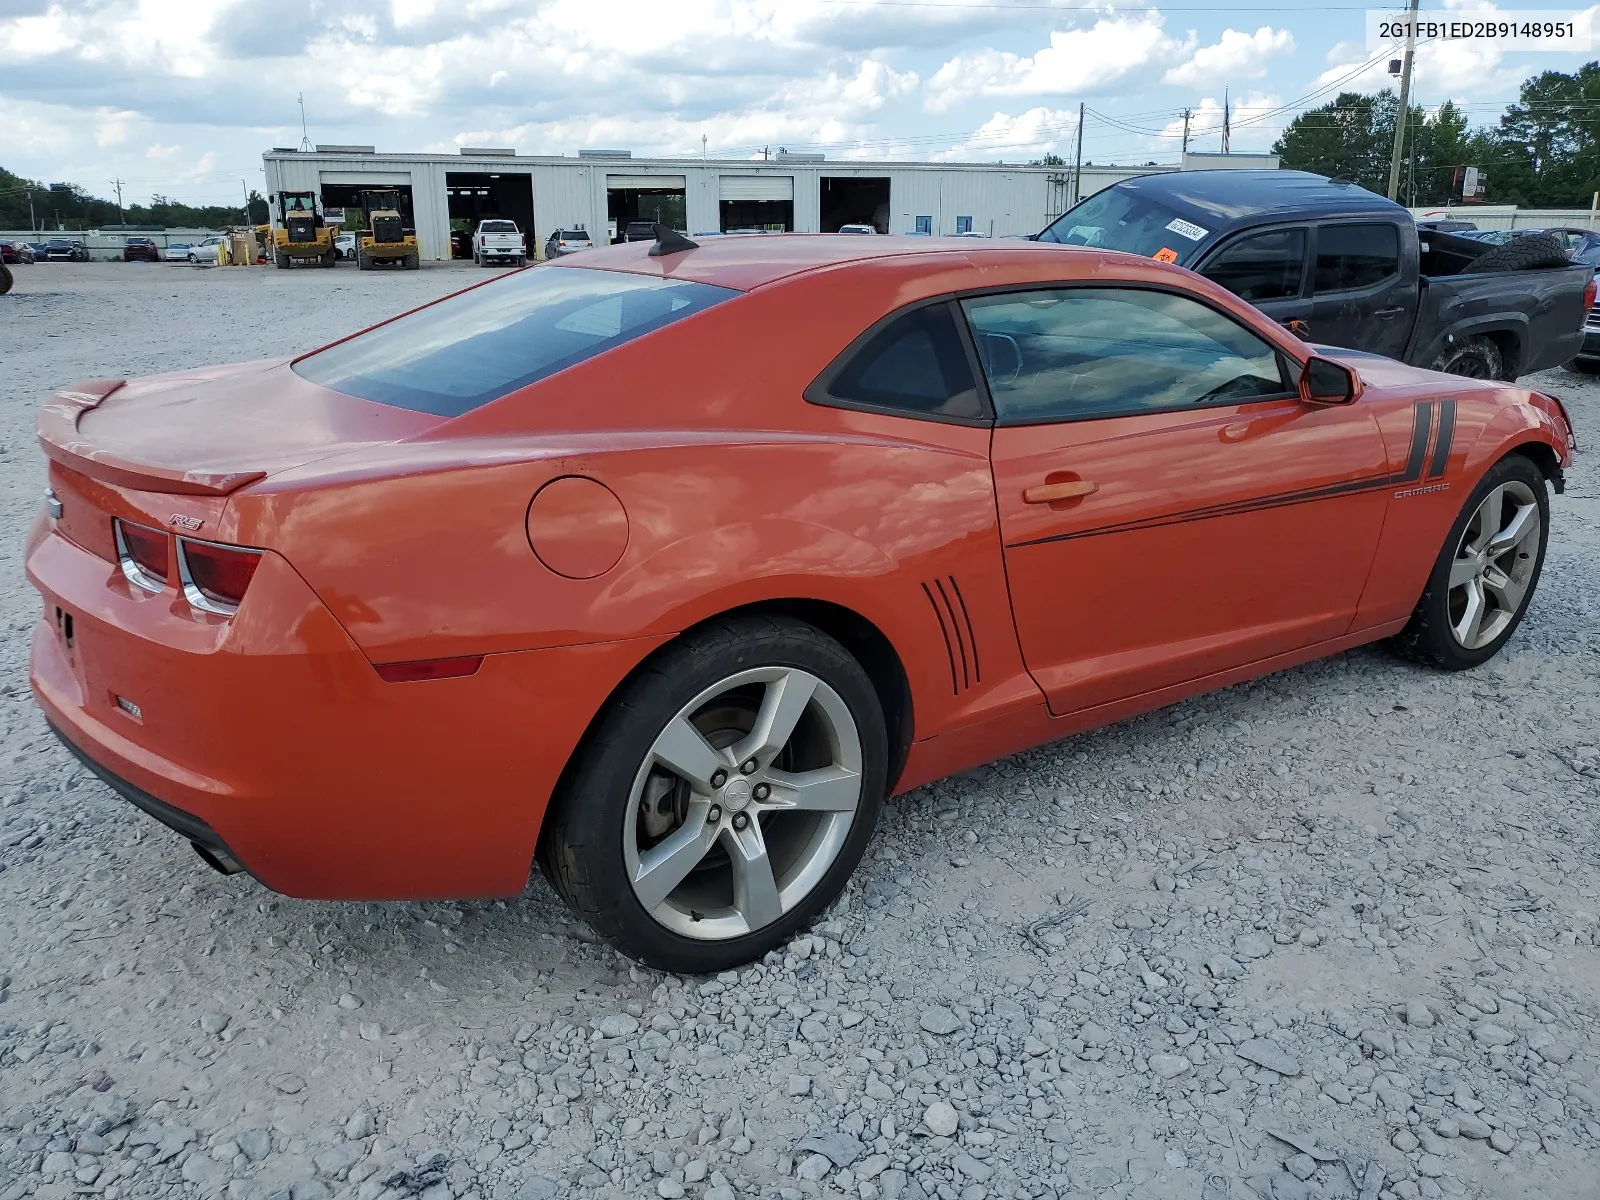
28,230,1574,971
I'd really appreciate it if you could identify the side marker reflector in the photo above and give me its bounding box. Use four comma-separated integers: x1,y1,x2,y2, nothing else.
374,656,485,683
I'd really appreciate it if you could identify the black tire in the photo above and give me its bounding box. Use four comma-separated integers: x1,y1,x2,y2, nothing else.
274,253,289,269
1566,356,1600,375
537,614,888,972
1469,231,1570,273
0,262,11,295
1389,453,1549,671
1431,335,1503,380
357,251,371,271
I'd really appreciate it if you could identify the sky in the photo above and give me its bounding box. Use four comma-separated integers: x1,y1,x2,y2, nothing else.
2,0,1597,207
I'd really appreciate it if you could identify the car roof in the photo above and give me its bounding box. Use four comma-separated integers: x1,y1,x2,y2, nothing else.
1106,169,1407,230
563,232,1101,291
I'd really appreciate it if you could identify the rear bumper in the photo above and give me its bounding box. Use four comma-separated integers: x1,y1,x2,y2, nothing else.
28,520,665,899
49,720,244,872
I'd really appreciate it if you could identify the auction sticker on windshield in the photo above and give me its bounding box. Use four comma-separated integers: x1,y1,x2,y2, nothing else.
1153,247,1179,263
1164,217,1208,241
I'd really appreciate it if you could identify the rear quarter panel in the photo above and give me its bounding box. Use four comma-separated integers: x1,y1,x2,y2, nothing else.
226,257,1072,745
1409,266,1589,375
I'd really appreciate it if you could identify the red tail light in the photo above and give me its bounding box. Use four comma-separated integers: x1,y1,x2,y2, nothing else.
177,538,262,615
1584,277,1596,311
114,520,170,592
374,656,484,683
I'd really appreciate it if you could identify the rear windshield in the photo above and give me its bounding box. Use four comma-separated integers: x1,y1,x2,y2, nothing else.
479,221,518,232
293,265,738,416
1037,186,1209,265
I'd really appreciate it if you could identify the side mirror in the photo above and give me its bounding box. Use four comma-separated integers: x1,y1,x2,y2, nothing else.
1300,356,1361,405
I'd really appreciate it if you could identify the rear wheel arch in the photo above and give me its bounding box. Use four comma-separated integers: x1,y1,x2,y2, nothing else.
539,598,915,847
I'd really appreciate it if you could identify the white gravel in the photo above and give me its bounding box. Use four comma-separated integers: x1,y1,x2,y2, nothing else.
2,262,1598,1200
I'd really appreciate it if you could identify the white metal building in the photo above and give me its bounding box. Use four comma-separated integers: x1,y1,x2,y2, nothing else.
261,147,1202,263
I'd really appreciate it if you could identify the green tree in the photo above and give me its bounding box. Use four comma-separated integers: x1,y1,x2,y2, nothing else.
1272,91,1393,191
1490,62,1600,205
0,165,256,230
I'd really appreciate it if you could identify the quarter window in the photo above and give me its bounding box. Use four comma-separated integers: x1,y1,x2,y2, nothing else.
293,265,736,417
962,287,1290,424
1200,228,1307,302
811,302,985,420
1314,223,1400,293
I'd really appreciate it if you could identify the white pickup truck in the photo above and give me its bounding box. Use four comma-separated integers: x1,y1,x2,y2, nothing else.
473,220,525,267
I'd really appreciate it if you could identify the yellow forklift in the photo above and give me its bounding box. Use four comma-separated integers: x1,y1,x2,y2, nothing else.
356,189,419,270
272,191,335,268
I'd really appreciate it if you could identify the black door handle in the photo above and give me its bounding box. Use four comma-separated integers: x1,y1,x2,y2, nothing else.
1374,307,1405,319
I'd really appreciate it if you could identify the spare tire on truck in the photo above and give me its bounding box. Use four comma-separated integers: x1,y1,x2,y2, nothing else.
1469,231,1570,273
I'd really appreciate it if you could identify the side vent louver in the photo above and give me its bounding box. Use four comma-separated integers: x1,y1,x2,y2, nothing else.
921,575,981,695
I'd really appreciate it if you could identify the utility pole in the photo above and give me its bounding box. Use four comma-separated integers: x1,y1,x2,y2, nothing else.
241,178,251,227
1387,0,1421,200
1222,89,1231,154
111,179,125,225
1180,108,1192,156
27,188,36,233
1072,102,1085,207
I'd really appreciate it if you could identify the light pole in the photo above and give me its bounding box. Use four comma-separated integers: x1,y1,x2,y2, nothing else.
1387,0,1421,200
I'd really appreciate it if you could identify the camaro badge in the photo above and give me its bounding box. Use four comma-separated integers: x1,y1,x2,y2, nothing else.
1395,482,1451,499
169,514,203,530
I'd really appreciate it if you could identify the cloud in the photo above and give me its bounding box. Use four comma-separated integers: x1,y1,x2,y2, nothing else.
932,107,1081,162
1163,26,1295,89
925,16,1191,113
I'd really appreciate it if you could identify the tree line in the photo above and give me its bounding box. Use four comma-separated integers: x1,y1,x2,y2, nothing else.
0,166,269,231
1273,63,1600,207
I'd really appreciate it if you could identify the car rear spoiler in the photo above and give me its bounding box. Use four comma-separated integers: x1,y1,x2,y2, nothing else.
37,380,267,496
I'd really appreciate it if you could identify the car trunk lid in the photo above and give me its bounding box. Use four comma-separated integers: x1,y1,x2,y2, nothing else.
39,359,443,497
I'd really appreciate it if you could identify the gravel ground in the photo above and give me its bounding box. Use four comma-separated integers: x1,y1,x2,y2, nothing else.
2,262,1598,1200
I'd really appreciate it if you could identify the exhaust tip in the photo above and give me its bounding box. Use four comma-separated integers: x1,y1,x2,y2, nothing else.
191,840,245,876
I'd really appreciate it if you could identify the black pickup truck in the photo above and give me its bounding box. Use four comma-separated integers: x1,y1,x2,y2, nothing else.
1037,170,1593,381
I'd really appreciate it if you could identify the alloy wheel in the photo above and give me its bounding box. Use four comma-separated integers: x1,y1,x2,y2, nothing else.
1447,479,1541,649
622,666,863,941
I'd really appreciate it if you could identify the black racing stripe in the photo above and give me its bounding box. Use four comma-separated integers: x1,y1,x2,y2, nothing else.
921,582,959,695
1428,398,1456,479
1005,471,1395,550
1404,401,1434,483
933,578,970,690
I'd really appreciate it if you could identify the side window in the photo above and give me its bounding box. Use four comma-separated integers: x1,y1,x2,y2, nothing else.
1200,228,1307,301
1314,223,1400,292
811,302,985,421
961,287,1290,425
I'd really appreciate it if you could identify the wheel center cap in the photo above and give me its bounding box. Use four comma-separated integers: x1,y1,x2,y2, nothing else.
722,778,752,813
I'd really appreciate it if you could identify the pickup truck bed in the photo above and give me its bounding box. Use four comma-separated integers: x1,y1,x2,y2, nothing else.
1038,171,1592,381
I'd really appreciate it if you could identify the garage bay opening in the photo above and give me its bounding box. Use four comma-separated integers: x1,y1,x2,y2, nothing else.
821,177,890,233
447,173,535,260
719,176,793,232
607,176,687,243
